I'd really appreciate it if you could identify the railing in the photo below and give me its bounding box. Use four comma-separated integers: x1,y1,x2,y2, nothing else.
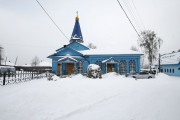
0,71,47,86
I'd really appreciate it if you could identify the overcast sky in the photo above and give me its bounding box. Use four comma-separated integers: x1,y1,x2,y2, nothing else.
0,0,180,65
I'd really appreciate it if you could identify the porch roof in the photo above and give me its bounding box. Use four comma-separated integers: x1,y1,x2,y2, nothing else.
58,56,78,63
102,57,119,63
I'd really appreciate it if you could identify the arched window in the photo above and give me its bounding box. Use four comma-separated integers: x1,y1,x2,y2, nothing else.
129,60,136,73
165,69,166,72
170,69,171,73
172,69,174,73
120,60,126,74
167,69,169,73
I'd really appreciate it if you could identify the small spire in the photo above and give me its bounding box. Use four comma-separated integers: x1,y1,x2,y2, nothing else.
75,11,79,21
70,12,83,43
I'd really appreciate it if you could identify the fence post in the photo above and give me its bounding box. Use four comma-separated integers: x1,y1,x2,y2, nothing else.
32,71,33,79
3,73,6,85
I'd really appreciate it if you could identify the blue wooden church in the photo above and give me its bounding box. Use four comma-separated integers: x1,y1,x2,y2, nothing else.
48,15,143,76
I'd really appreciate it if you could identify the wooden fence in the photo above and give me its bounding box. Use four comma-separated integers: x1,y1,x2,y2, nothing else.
0,71,47,86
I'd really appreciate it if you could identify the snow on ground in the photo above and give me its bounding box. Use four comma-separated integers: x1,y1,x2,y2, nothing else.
0,73,180,120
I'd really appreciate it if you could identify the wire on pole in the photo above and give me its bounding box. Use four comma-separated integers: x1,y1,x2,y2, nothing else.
35,0,69,40
116,0,141,39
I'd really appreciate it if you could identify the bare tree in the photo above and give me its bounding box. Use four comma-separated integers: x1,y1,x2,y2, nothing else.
87,43,97,49
130,45,138,51
138,30,162,71
31,56,40,66
0,45,4,65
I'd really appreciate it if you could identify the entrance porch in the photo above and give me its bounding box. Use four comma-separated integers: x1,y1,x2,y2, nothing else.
57,57,78,76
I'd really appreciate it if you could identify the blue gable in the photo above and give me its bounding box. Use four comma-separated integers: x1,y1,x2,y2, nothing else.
48,47,83,58
58,57,78,63
67,42,89,51
56,42,89,52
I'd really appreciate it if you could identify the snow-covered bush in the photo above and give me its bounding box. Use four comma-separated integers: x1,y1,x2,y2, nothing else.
46,72,58,81
87,64,102,78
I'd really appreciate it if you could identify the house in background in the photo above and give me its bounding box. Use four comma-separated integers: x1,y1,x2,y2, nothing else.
48,15,143,76
159,51,180,77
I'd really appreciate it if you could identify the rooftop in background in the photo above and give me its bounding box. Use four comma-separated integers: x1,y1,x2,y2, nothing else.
21,60,52,67
1,61,15,66
38,60,52,67
161,51,180,65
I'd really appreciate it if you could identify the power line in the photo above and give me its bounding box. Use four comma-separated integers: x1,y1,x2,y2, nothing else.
35,0,69,40
121,0,142,32
116,0,141,38
131,0,146,30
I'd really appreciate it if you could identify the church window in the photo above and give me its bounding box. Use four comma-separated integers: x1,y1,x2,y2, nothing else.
129,60,135,73
120,60,126,74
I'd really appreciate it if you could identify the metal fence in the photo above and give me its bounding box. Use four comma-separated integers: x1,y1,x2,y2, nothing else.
0,71,47,86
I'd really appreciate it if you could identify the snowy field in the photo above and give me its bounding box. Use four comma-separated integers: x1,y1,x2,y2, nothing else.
0,73,180,120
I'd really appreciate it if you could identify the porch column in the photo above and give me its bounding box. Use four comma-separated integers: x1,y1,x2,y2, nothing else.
106,63,107,73
117,63,120,74
74,63,77,74
60,63,62,76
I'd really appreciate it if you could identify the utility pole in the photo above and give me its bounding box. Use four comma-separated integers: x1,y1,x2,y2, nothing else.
159,53,161,72
0,46,4,65
158,39,162,73
5,57,7,65
15,56,18,66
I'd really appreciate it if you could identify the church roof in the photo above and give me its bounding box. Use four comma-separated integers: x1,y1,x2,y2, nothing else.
70,15,83,43
78,48,143,55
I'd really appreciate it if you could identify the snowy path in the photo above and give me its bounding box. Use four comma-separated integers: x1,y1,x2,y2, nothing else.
57,77,180,120
0,73,180,120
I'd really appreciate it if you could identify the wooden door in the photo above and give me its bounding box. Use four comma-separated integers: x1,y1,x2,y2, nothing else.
57,64,61,76
66,63,74,75
107,64,112,73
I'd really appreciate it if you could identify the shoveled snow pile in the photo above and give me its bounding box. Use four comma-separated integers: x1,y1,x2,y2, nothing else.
0,73,180,120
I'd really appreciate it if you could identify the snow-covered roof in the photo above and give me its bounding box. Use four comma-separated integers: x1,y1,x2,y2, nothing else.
161,52,180,65
38,61,52,67
22,64,31,67
0,66,15,69
79,48,143,55
2,61,15,66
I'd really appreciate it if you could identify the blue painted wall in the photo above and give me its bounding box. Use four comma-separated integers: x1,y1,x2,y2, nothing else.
160,64,180,77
